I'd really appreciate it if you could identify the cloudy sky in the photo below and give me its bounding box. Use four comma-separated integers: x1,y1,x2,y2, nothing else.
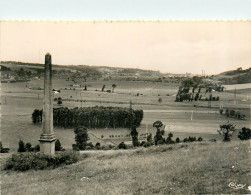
0,0,251,74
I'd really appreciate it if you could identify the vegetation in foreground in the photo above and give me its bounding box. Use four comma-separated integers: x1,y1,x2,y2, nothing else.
1,141,250,194
4,151,80,171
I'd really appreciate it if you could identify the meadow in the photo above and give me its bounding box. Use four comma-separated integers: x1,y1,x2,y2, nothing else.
1,141,250,194
1,77,251,194
1,78,250,151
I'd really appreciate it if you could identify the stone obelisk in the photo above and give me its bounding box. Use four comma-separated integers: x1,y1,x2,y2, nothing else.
39,53,56,155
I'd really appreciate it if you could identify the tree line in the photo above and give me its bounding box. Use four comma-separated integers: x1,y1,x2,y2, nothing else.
32,106,143,129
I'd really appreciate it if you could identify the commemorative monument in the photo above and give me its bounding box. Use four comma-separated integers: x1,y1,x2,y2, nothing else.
39,53,56,155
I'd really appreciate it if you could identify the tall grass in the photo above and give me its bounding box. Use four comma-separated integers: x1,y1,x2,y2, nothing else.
1,140,250,194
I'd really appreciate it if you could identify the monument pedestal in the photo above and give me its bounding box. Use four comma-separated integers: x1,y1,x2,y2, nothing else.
39,134,56,155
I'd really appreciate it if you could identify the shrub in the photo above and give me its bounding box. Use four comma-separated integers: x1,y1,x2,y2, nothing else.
219,109,223,114
55,139,62,151
86,142,94,149
0,142,9,153
140,141,146,146
176,137,180,143
34,144,40,152
18,140,26,153
188,136,196,142
143,141,152,148
95,142,101,150
158,98,162,102
198,137,203,141
166,132,174,144
4,152,79,171
118,142,127,149
238,127,251,140
85,146,92,150
218,123,236,142
25,143,32,152
130,125,139,147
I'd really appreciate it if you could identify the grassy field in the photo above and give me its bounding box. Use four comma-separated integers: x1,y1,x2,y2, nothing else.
1,78,251,194
1,78,250,151
1,140,250,194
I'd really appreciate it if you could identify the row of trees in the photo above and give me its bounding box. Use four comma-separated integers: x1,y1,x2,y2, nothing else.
32,106,144,129
219,108,246,120
175,78,223,102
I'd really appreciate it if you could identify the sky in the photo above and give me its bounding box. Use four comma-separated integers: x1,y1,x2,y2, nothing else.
0,0,251,74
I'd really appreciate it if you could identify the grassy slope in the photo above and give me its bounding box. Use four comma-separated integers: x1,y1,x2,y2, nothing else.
1,140,250,195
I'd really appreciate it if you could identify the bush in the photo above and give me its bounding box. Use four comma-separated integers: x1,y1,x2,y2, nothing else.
86,142,94,148
55,139,62,151
140,141,146,146
143,141,152,148
25,143,32,152
166,132,174,144
219,109,223,114
4,152,79,172
176,137,180,143
118,142,127,149
18,140,26,153
0,142,9,153
238,127,251,140
34,144,40,152
197,137,203,141
95,142,101,150
188,136,196,142
85,146,92,150
218,123,236,142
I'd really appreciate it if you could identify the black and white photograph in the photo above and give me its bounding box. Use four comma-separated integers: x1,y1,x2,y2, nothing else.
0,0,251,194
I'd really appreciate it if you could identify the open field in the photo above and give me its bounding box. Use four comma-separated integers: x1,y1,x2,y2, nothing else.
1,78,250,151
1,141,251,194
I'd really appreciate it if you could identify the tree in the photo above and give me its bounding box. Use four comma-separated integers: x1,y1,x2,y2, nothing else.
112,84,117,93
32,109,40,124
198,137,203,141
153,121,163,131
166,132,174,144
153,121,164,145
130,125,139,147
238,127,251,140
102,85,106,92
218,122,236,142
18,140,26,152
73,126,89,150
57,97,62,106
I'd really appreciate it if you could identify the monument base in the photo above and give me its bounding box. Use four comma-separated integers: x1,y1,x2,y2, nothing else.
39,134,56,155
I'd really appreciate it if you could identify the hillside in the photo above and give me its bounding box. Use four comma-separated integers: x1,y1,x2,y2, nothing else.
0,61,163,78
1,141,250,194
214,67,251,84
